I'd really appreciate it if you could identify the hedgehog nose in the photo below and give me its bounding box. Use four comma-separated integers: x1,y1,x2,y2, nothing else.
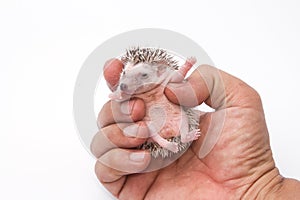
120,83,128,91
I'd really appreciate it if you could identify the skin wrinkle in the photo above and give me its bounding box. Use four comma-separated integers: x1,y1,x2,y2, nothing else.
119,171,160,200
155,155,232,199
117,176,128,199
161,150,234,198
188,105,276,196
142,171,160,200
241,168,281,200
260,173,283,199
95,162,127,196
207,101,268,197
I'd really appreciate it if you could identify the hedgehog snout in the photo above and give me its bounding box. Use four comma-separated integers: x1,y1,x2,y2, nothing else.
120,83,128,91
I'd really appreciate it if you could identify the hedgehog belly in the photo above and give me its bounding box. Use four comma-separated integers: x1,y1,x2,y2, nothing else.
146,95,185,138
149,102,186,139
133,85,193,158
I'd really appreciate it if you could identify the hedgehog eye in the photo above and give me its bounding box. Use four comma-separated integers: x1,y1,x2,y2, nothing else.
141,73,148,79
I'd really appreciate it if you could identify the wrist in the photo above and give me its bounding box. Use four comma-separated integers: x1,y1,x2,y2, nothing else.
242,166,300,199
268,178,300,199
241,166,283,199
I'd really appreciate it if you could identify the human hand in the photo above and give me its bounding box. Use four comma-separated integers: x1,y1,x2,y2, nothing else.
91,59,300,199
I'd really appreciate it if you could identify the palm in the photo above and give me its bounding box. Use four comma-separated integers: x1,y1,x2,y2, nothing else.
108,106,272,200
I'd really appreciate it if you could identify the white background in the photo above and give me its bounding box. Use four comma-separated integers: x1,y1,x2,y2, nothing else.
1,0,300,199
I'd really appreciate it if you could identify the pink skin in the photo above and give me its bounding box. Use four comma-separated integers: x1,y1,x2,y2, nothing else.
109,57,199,153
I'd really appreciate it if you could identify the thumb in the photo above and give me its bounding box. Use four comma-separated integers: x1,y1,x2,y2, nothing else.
165,64,261,111
164,64,225,109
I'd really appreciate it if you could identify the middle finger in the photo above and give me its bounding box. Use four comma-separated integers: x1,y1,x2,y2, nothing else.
91,122,149,158
98,98,146,128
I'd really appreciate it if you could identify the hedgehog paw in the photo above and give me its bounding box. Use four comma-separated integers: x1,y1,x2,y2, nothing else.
187,57,197,66
181,129,201,143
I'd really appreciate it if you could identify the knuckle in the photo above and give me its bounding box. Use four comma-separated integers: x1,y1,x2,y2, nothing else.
90,128,117,158
97,100,113,128
95,161,121,183
249,88,262,102
242,84,262,105
90,131,104,158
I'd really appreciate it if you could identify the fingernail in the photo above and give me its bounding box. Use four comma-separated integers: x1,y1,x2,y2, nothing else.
129,152,145,162
123,124,138,137
120,100,135,115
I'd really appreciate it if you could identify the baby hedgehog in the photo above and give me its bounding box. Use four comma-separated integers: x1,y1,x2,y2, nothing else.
109,47,200,158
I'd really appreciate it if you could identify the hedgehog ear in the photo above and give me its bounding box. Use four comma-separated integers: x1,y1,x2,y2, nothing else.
156,64,167,77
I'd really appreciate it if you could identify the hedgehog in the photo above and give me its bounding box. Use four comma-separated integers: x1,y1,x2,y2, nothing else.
109,47,200,158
